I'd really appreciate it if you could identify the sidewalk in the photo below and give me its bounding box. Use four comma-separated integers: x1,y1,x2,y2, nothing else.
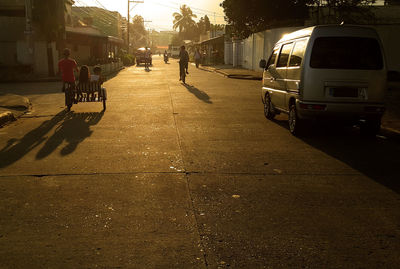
198,64,400,135
198,64,263,80
0,93,31,127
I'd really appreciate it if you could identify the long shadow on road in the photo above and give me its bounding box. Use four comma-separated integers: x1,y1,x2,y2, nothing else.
0,111,103,168
36,112,104,159
182,83,212,104
272,118,400,194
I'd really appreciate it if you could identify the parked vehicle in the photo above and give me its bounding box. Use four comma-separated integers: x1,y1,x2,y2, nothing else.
135,47,152,66
168,45,180,58
259,25,387,136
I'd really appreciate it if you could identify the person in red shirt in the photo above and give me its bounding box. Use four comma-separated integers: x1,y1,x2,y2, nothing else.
58,48,79,92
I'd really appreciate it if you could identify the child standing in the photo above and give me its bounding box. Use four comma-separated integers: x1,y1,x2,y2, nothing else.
90,66,106,101
78,65,90,101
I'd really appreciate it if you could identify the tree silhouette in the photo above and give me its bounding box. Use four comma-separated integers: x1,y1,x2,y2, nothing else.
172,5,197,39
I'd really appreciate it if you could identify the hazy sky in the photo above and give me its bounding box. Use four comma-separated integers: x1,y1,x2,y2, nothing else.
73,0,226,31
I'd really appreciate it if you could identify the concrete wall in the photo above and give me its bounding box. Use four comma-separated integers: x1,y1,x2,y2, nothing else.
33,41,48,76
0,0,25,7
66,43,92,65
224,41,233,65
0,41,17,65
239,26,301,70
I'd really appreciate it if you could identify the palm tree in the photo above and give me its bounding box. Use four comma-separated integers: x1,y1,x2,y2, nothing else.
173,5,197,39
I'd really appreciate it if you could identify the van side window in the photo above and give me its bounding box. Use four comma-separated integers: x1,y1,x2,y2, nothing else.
276,43,293,68
289,40,307,67
267,48,279,67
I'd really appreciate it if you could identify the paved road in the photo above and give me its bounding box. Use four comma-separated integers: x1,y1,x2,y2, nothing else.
0,56,400,268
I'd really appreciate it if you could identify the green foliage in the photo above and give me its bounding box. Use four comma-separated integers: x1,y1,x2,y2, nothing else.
32,0,66,41
171,34,184,46
121,53,135,66
130,15,148,48
311,0,377,24
173,5,198,40
221,0,377,38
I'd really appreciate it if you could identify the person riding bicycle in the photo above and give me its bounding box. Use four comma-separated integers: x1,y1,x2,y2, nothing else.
179,45,189,81
163,50,169,63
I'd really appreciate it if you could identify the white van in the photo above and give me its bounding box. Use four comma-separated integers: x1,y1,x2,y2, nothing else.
259,25,387,135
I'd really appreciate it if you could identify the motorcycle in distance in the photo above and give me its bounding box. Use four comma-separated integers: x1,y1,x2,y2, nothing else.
163,51,169,64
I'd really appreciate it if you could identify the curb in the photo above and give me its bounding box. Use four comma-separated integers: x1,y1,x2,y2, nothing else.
0,111,16,127
199,66,262,80
381,126,400,136
215,70,262,80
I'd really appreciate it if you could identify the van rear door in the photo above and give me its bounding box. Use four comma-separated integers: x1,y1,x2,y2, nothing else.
303,36,386,103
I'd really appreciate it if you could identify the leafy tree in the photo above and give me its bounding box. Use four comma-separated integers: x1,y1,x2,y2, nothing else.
171,34,184,46
32,0,67,76
197,17,206,35
130,15,148,48
221,0,311,38
311,0,377,24
204,15,211,32
173,5,197,39
384,0,400,4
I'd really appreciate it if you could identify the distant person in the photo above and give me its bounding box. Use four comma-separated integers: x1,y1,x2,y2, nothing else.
194,48,201,68
91,65,106,99
144,47,151,70
58,48,78,92
179,45,189,81
163,50,169,63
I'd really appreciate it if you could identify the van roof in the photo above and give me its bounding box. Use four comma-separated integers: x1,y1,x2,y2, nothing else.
277,25,378,44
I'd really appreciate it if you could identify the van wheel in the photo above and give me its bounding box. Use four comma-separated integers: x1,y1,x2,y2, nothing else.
360,118,381,137
263,94,275,120
288,104,303,135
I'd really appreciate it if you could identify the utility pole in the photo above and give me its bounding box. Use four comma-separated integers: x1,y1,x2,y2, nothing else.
127,0,144,54
143,20,152,47
24,0,34,64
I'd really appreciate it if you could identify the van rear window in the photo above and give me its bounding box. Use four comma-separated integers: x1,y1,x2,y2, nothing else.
310,37,383,70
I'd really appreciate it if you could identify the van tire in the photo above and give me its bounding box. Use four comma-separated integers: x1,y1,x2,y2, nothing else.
264,94,275,120
288,104,303,135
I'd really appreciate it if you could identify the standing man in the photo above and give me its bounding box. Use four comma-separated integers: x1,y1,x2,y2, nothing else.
58,48,78,92
194,48,201,68
179,45,189,81
144,47,151,70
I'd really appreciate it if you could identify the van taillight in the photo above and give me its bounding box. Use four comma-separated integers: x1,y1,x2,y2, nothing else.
299,103,326,110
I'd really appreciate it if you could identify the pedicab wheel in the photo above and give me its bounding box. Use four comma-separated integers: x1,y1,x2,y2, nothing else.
102,99,106,111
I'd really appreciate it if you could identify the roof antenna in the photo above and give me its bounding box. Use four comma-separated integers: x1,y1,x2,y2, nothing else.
340,21,345,25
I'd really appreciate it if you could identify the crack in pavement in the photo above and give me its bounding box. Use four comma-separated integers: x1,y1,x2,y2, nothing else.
167,82,209,268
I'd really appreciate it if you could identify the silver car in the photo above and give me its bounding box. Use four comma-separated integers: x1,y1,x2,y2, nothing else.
260,25,387,135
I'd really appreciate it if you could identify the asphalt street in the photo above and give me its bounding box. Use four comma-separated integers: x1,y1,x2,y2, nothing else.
0,56,399,268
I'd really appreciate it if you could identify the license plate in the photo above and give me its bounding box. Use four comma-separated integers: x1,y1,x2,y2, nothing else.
330,87,359,97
